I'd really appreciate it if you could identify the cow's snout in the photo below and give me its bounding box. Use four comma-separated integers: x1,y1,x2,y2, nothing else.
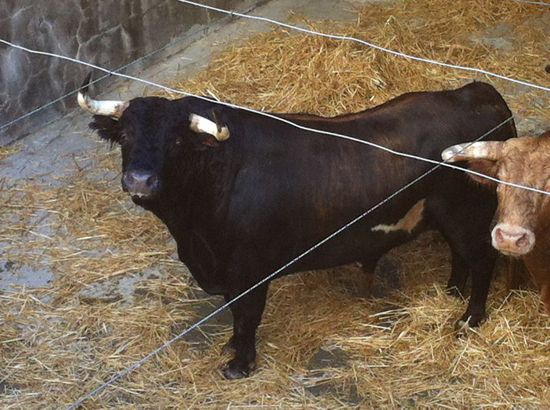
491,223,535,256
122,170,159,198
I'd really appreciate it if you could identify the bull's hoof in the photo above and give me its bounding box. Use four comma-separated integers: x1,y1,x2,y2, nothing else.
363,273,374,295
455,319,471,334
455,313,484,335
221,358,254,379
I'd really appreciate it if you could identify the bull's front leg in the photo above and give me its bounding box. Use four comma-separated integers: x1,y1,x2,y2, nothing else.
222,283,269,379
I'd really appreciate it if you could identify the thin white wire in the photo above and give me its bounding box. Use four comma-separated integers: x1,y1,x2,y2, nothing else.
509,0,550,5
0,38,548,197
175,0,550,94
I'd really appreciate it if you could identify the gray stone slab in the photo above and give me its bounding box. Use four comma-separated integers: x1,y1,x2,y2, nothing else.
0,0,263,144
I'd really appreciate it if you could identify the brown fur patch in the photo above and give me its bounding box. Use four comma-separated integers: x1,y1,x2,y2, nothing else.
372,199,425,234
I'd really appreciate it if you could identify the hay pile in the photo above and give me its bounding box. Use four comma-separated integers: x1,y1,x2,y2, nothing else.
1,0,549,407
178,0,549,127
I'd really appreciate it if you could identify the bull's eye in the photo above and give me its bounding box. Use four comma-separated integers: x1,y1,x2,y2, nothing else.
175,138,183,146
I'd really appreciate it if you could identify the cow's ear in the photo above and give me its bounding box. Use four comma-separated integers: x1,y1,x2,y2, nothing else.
462,159,499,186
89,115,123,144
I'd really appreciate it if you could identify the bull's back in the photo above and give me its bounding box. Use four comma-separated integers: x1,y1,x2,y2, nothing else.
235,81,514,206
224,82,514,272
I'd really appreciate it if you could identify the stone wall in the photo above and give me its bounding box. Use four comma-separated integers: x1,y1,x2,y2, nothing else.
0,0,260,145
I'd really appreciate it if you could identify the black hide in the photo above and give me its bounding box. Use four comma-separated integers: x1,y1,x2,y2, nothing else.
86,81,516,378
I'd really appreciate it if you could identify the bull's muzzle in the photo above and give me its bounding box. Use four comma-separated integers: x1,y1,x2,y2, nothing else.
491,223,535,256
122,170,159,199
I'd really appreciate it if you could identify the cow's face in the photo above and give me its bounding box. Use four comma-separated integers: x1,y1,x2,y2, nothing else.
490,138,550,257
442,134,550,258
79,87,230,202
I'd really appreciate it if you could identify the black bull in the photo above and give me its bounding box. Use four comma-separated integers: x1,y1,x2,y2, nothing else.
80,80,516,378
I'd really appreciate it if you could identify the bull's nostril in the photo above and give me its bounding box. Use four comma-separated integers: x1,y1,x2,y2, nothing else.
516,234,528,248
122,172,134,188
122,170,157,196
493,224,535,255
146,174,159,189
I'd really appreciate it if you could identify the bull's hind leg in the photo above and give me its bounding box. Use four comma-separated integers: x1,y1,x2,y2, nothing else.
456,246,496,327
441,237,496,327
222,283,269,379
428,187,497,327
359,258,379,296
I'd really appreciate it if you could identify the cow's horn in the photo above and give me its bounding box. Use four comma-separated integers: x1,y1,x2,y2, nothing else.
442,141,504,162
77,73,129,117
189,113,230,141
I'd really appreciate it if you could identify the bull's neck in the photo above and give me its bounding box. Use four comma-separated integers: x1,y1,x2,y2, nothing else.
157,142,238,233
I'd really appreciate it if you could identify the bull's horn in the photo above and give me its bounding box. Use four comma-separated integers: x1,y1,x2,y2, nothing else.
77,73,129,117
189,113,230,141
441,141,504,162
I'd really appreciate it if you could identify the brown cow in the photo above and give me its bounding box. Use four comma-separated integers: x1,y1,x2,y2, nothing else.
442,131,550,312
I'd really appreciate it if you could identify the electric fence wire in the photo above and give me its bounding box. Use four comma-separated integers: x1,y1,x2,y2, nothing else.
0,39,548,194
176,0,550,94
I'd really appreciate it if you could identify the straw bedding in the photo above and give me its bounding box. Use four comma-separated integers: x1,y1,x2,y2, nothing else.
1,0,549,407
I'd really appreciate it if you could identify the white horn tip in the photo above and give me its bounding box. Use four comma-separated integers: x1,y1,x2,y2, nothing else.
189,114,230,141
442,146,459,162
77,91,88,109
216,127,230,141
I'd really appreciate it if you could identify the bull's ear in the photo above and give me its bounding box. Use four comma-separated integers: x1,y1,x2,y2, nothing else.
89,115,123,144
